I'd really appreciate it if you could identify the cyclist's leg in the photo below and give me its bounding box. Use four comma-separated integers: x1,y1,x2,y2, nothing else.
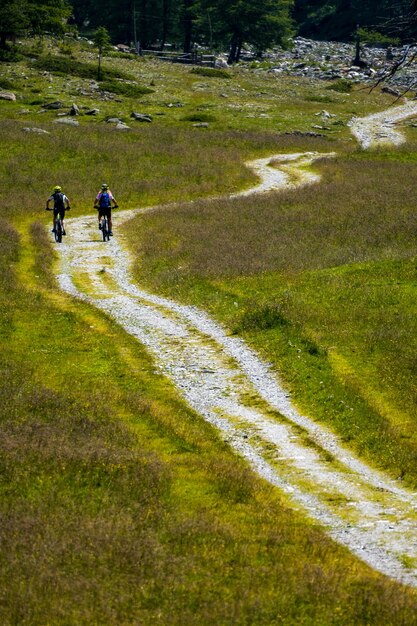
108,208,113,234
61,209,66,234
98,209,103,228
53,208,59,231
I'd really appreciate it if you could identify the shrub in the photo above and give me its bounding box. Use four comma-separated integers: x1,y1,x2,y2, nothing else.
190,67,231,79
326,79,353,93
99,79,153,97
34,55,131,80
0,77,15,90
181,112,216,122
0,46,23,62
234,302,288,333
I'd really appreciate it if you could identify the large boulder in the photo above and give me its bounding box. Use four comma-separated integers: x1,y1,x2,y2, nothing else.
43,100,64,110
130,112,152,122
0,92,16,101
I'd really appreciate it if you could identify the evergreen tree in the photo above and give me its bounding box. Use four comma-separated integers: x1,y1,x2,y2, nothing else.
0,0,70,47
93,25,111,79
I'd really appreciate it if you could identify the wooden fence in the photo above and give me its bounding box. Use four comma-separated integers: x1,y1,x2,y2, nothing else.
140,49,216,67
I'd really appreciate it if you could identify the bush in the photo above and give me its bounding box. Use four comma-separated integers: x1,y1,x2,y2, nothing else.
34,55,131,80
181,112,216,123
234,302,288,333
0,77,15,90
99,79,153,97
0,46,23,62
326,79,353,93
190,67,231,79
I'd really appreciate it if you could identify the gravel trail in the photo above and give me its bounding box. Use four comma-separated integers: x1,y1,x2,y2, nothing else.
349,99,417,148
56,114,417,586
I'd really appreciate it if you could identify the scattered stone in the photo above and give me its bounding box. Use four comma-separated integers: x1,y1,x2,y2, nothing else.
381,86,401,97
42,100,64,110
22,127,51,134
53,117,79,126
193,122,209,128
315,109,335,118
166,102,184,108
106,117,122,123
70,103,80,116
116,122,130,130
130,112,152,122
85,108,100,116
56,112,69,117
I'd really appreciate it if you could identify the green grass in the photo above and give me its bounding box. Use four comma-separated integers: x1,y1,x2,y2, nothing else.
125,148,417,486
0,217,416,624
2,35,417,623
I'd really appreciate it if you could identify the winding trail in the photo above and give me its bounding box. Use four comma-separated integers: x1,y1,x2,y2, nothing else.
57,106,417,586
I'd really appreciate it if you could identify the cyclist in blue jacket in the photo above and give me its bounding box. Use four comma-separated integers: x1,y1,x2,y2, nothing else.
94,183,118,236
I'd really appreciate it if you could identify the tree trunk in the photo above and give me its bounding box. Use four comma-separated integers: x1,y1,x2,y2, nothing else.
228,32,239,64
236,38,242,62
183,0,193,53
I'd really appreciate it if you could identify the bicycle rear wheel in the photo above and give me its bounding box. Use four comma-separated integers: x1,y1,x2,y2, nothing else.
55,218,63,243
102,217,108,241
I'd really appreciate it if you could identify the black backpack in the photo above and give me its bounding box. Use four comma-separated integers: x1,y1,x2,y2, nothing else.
53,192,65,211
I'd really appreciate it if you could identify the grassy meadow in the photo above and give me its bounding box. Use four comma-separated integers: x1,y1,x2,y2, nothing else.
2,36,417,623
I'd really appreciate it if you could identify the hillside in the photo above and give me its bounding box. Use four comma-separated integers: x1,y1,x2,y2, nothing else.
2,37,417,624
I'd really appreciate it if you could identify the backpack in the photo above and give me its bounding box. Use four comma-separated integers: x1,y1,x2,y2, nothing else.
99,192,111,208
53,192,65,211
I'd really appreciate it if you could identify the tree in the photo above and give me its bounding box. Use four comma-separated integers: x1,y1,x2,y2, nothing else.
0,0,29,47
93,25,111,79
198,0,293,63
0,0,70,48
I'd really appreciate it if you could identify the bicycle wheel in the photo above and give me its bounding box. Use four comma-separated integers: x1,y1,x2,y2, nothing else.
55,217,63,243
102,216,108,241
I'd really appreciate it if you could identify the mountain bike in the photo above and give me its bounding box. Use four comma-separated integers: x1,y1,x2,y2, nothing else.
100,213,110,241
98,204,118,242
46,207,66,243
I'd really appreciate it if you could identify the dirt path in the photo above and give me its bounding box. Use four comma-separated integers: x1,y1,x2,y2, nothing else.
349,99,417,148
56,112,417,587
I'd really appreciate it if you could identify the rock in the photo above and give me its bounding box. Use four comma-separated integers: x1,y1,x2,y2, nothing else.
42,100,64,110
215,58,228,69
285,130,326,138
381,86,401,97
22,127,51,134
315,110,333,118
130,112,152,122
53,117,79,126
0,91,16,101
85,108,100,116
193,122,209,128
116,122,130,130
106,117,122,123
70,103,80,116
